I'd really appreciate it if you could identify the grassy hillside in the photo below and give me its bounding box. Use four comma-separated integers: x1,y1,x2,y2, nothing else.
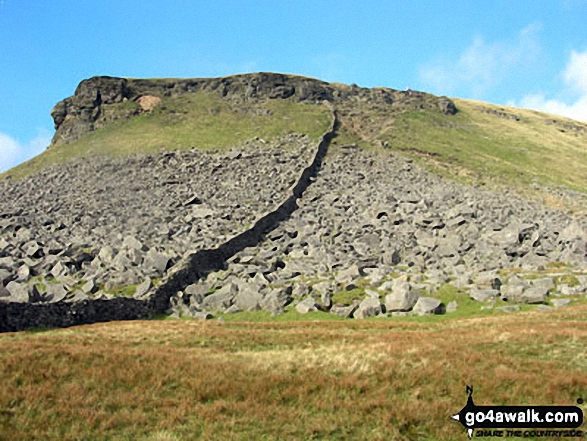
1,93,331,180
4,85,587,212
367,99,587,210
1,306,586,440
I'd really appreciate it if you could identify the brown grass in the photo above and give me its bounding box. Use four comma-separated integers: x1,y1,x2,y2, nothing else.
1,307,586,440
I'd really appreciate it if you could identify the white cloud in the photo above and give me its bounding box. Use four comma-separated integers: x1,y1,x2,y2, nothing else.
0,130,51,173
516,50,587,122
418,22,541,98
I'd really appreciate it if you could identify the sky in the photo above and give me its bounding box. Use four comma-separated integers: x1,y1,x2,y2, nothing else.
1,0,587,173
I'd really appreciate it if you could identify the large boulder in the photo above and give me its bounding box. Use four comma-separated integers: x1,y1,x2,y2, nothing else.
261,286,293,314
295,297,319,314
5,281,30,303
330,303,358,318
352,297,383,319
412,297,443,316
234,282,264,311
383,276,420,311
202,282,238,311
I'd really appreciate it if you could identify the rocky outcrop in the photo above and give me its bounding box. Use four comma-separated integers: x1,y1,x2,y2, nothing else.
50,73,456,146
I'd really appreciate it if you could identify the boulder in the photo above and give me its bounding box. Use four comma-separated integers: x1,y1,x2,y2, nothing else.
412,297,443,316
143,249,170,275
46,283,68,303
500,284,525,302
519,286,548,304
330,304,358,318
16,264,31,282
384,288,420,312
295,297,319,314
497,305,521,313
384,277,420,311
551,298,571,308
469,288,499,302
6,281,29,302
82,279,99,294
134,278,152,299
352,297,383,319
530,278,555,291
202,282,237,311
233,282,264,311
261,287,293,314
335,264,362,284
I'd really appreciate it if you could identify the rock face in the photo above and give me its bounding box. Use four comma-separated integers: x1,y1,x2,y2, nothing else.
49,73,456,146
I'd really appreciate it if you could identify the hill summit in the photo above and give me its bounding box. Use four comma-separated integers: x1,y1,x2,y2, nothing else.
49,73,456,146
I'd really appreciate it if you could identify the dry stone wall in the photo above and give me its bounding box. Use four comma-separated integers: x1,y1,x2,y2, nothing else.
0,105,339,331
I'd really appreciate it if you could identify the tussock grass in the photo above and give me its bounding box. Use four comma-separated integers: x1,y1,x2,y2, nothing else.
1,307,586,440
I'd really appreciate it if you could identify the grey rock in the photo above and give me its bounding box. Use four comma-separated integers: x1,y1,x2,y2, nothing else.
143,249,170,275
98,246,115,263
330,303,358,318
384,288,420,312
560,285,583,296
16,264,31,282
46,283,68,303
520,286,548,304
261,287,292,314
530,278,555,291
335,264,362,284
224,304,241,314
551,298,571,308
233,282,264,311
321,291,332,310
313,281,334,295
134,278,152,299
500,284,525,302
23,240,43,258
6,281,29,302
202,282,237,311
292,282,310,298
469,289,499,302
122,235,145,251
296,297,319,314
50,261,70,279
0,238,10,252
412,297,443,316
112,251,132,271
82,279,99,294
536,305,554,311
353,297,383,319
446,300,458,313
497,305,521,313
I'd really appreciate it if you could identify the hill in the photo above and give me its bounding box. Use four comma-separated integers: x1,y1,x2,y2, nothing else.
0,72,586,331
1,72,587,440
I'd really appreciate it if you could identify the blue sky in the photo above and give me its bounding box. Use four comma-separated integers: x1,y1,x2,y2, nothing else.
1,0,587,172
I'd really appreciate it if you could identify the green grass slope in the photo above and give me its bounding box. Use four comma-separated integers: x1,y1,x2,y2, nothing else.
367,99,587,210
1,93,331,180
3,84,587,214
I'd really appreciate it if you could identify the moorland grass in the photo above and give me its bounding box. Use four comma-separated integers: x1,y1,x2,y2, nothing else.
378,99,587,197
1,306,586,440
